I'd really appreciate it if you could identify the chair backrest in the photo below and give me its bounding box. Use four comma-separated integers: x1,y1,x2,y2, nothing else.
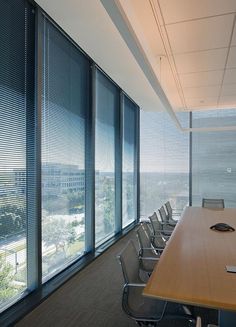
136,223,152,250
118,240,141,284
202,198,225,209
159,206,168,224
149,212,162,233
165,201,172,219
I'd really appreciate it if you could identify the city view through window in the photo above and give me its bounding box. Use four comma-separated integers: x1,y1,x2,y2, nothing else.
0,0,32,310
140,111,189,218
3,107,236,310
0,7,139,310
41,19,89,280
192,110,236,207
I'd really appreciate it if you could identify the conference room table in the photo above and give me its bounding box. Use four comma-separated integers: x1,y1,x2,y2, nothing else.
143,207,236,326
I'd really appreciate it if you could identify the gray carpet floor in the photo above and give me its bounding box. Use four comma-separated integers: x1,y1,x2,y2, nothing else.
15,229,217,327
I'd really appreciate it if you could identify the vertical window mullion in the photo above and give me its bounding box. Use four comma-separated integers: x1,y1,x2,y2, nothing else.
27,6,42,291
115,91,123,234
135,107,140,223
189,112,192,207
85,63,96,253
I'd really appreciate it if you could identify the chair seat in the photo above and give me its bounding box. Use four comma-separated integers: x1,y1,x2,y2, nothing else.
124,285,193,322
124,285,166,320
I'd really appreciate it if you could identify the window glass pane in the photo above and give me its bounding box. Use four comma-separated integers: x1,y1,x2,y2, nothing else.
140,111,189,218
0,0,34,310
122,97,137,227
192,109,236,207
42,18,89,280
95,71,118,245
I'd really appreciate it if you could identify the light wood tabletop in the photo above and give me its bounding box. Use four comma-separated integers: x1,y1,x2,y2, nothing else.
143,207,236,311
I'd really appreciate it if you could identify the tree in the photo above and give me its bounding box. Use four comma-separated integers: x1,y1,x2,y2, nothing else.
67,191,85,212
0,257,17,305
42,217,77,253
102,177,115,234
0,205,26,237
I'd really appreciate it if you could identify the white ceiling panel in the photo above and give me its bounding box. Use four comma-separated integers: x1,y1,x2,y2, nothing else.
159,0,236,25
227,47,236,68
224,69,236,84
183,85,221,98
221,84,236,96
179,70,224,88
174,48,228,74
165,15,234,54
186,96,218,108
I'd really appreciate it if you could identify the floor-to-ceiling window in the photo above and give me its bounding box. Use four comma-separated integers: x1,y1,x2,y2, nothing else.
140,111,189,218
0,0,139,318
192,109,236,207
122,96,138,227
0,0,35,310
41,17,90,280
95,70,119,245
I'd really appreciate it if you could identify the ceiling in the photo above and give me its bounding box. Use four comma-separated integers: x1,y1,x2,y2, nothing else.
35,0,166,113
116,0,236,112
35,0,236,121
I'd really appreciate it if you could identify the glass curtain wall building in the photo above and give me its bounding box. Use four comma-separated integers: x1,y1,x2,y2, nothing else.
0,0,139,313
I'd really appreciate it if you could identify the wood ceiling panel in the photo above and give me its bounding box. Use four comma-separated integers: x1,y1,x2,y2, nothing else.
165,15,234,54
179,70,224,88
158,0,236,24
174,48,228,74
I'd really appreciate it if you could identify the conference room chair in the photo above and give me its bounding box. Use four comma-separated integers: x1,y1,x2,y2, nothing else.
165,201,181,224
117,240,195,326
137,221,166,252
158,206,175,230
136,223,164,273
202,198,225,209
149,212,172,242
